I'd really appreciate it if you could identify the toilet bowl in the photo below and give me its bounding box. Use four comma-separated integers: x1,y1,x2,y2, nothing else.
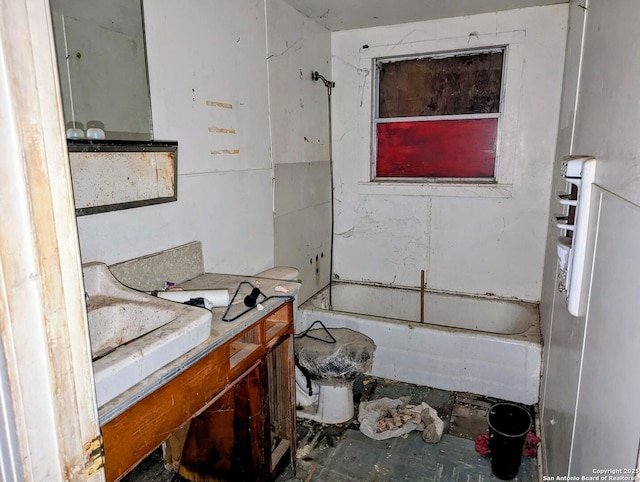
253,267,376,424
295,326,375,424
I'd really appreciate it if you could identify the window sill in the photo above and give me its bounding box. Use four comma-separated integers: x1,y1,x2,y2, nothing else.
357,181,513,198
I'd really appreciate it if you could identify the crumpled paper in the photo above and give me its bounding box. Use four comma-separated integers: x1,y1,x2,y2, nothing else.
358,397,444,442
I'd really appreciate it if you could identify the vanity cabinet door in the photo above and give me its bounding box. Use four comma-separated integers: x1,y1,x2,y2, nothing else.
266,333,296,478
177,360,269,481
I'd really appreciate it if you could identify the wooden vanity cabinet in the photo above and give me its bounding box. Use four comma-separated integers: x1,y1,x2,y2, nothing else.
265,331,297,477
176,360,268,481
101,302,296,481
176,308,296,481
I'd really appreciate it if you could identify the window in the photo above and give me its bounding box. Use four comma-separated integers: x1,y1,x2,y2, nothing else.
374,48,504,181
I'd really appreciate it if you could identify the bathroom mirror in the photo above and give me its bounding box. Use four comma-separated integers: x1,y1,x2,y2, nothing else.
50,0,153,140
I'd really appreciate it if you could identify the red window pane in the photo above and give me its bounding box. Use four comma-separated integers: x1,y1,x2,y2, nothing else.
376,119,498,178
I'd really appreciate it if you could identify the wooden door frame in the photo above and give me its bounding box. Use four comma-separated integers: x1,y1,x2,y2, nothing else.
0,0,103,479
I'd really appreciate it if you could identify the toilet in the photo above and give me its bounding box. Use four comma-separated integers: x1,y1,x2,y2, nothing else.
295,326,375,424
254,267,376,424
254,267,301,282
254,265,301,314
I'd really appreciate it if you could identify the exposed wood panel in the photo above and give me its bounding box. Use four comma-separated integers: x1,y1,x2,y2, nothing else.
379,51,503,118
376,119,497,178
163,422,191,473
267,337,295,475
178,362,267,482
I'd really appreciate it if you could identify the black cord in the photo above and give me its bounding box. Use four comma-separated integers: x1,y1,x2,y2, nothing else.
222,281,294,322
294,320,336,344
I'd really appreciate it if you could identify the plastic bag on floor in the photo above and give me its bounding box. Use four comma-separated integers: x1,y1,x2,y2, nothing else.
358,397,444,442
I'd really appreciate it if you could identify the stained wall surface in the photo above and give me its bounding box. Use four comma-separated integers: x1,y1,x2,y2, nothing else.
267,0,332,302
331,5,568,301
76,0,276,277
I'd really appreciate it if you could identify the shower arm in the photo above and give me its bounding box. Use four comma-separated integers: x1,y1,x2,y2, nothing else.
312,71,335,89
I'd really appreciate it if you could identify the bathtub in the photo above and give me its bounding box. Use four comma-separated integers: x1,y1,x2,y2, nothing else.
296,282,541,405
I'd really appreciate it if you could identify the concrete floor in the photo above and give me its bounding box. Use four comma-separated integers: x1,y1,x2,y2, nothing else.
122,376,539,482
276,376,538,482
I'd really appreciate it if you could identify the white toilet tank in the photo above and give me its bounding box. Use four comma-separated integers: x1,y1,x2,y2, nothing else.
254,266,299,281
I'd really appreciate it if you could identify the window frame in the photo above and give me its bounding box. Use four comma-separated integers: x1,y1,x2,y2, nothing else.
356,30,526,198
373,47,506,182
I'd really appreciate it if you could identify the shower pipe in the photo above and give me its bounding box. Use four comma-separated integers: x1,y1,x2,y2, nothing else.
312,71,335,309
312,72,427,317
420,269,425,323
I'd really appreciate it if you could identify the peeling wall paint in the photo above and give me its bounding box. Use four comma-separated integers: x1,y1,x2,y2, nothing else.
331,5,568,300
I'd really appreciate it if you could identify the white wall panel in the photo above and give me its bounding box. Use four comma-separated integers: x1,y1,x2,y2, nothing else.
539,1,587,475
77,170,274,275
267,0,332,301
76,0,275,275
541,1,640,477
274,203,332,301
145,0,272,175
573,4,640,207
571,189,640,474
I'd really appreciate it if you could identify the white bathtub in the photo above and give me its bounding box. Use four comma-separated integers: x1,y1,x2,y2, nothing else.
297,282,541,405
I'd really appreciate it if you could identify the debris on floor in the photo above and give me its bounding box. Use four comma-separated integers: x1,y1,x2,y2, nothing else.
475,432,492,458
358,397,421,440
278,376,539,482
420,403,444,443
358,396,444,443
523,431,542,457
446,392,501,440
123,375,539,482
474,431,542,459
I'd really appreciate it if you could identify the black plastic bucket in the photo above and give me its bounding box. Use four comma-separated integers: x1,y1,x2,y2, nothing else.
487,402,532,480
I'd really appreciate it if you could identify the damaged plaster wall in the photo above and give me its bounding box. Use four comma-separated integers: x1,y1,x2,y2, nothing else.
267,0,332,302
331,5,568,301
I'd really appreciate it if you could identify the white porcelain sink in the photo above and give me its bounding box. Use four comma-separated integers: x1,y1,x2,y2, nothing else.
83,262,212,407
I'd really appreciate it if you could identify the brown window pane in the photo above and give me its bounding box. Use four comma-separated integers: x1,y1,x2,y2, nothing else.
378,50,504,118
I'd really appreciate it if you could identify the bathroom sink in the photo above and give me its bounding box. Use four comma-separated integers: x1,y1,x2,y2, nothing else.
87,297,178,359
83,262,212,407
